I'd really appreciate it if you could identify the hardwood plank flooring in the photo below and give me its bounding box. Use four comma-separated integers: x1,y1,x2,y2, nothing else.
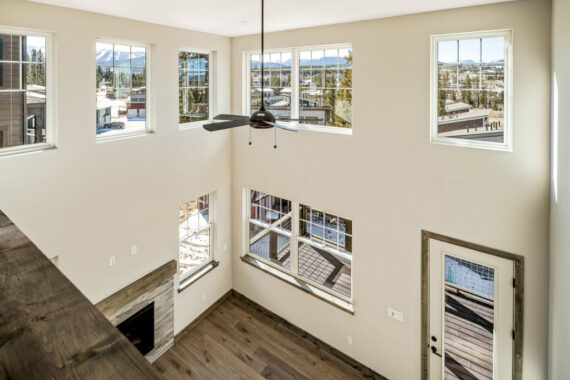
154,295,382,379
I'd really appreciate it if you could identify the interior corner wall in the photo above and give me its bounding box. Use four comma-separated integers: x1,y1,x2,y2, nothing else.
230,1,551,379
0,0,233,335
549,0,570,378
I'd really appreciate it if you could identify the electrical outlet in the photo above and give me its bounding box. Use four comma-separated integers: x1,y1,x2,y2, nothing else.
202,294,206,302
387,307,404,322
131,245,137,255
224,243,227,251
109,256,116,266
346,336,352,345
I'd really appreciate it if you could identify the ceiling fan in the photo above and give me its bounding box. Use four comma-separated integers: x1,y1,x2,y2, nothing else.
202,0,309,148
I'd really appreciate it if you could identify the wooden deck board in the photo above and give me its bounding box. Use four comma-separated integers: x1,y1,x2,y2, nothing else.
444,285,494,380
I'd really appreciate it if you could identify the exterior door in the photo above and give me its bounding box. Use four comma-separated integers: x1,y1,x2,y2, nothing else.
429,239,514,380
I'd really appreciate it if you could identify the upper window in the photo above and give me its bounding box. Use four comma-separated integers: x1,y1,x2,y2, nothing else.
179,193,213,282
247,45,352,132
431,30,512,151
246,190,352,302
96,41,149,139
0,29,52,155
179,51,211,126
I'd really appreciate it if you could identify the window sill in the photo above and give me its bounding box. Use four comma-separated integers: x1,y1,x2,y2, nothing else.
0,144,56,159
177,260,219,293
96,130,153,143
240,255,354,315
430,135,512,152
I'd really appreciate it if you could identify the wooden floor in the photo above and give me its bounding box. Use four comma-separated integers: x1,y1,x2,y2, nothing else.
444,285,494,380
153,294,378,379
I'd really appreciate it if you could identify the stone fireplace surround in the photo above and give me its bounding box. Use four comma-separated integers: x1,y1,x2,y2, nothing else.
95,260,176,363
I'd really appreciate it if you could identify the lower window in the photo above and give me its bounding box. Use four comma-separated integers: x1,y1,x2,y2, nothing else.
179,193,212,281
246,189,352,302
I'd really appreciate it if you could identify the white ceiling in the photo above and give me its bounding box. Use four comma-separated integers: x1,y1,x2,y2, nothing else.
29,0,513,37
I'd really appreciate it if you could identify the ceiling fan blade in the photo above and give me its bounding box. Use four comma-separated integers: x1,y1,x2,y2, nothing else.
213,114,250,122
265,121,298,132
203,120,247,132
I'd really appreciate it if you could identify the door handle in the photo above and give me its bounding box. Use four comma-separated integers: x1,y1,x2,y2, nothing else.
431,345,442,357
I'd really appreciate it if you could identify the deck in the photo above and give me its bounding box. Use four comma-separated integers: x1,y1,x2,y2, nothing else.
249,232,351,297
444,284,494,380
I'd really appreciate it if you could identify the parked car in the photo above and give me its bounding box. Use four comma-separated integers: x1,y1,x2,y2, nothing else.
104,121,125,129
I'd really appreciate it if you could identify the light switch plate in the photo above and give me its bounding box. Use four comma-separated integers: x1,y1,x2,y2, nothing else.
387,307,404,322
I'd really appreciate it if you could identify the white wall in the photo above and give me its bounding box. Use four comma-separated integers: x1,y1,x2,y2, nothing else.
549,0,570,378
0,0,233,334
231,1,551,379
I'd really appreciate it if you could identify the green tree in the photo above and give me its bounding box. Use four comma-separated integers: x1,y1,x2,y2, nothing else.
438,90,447,116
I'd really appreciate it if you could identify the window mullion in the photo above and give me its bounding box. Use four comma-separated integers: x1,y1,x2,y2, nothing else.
290,201,299,277
291,48,299,120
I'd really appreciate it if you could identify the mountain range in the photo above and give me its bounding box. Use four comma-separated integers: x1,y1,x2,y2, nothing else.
438,59,505,65
251,56,349,68
96,49,146,67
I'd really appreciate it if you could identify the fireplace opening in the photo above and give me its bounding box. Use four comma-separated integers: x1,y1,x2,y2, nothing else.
117,302,155,356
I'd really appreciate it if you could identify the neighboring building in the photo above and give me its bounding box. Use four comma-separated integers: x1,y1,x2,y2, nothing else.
438,99,502,142
0,35,46,148
127,88,146,119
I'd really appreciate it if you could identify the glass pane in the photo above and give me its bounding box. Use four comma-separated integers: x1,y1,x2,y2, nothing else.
0,34,21,61
179,88,209,124
482,37,504,63
23,36,46,62
131,66,146,88
311,50,325,68
114,45,131,66
438,64,457,90
0,62,20,90
96,42,113,65
459,38,481,64
298,242,351,297
325,49,338,67
23,63,46,88
179,228,210,277
249,228,291,270
0,92,24,148
131,46,146,67
444,255,495,379
339,48,352,67
438,40,457,64
281,52,292,67
299,51,311,67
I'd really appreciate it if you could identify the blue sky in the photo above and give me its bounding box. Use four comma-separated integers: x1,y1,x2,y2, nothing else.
438,37,504,63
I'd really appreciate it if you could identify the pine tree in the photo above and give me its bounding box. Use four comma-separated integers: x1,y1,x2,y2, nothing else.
438,90,447,116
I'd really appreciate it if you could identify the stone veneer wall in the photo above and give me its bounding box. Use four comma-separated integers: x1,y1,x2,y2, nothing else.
106,277,174,363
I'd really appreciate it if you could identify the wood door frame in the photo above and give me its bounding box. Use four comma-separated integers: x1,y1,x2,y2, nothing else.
420,230,524,380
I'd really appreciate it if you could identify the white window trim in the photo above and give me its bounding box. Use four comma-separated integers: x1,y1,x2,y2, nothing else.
95,37,152,142
178,48,216,130
0,26,55,158
243,188,353,303
179,192,216,284
243,43,353,135
430,29,513,152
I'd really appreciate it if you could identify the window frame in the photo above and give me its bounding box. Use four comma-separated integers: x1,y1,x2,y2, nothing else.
95,37,152,142
243,43,353,135
0,26,55,157
178,192,216,285
430,29,513,152
243,189,353,304
178,48,216,129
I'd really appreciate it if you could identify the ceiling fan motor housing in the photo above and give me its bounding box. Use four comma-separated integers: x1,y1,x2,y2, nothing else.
249,110,276,129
